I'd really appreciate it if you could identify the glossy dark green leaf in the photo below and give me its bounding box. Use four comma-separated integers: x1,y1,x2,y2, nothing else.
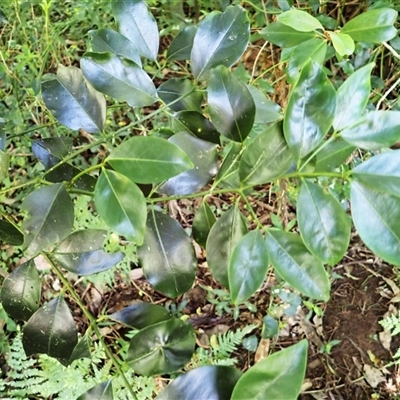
208,65,255,142
167,26,197,61
333,62,374,131
192,199,216,248
314,140,355,172
107,136,193,184
126,318,196,376
42,65,106,133
247,86,282,124
265,230,330,300
239,123,294,186
284,61,336,161
156,365,242,400
350,181,400,266
69,335,91,363
21,183,74,257
278,9,323,32
81,52,157,107
229,230,269,305
191,5,249,79
215,141,242,189
112,0,159,60
94,169,146,244
340,111,400,149
0,219,24,246
77,381,113,400
260,22,315,47
206,206,248,288
1,260,40,321
157,132,218,195
137,210,196,297
109,302,171,329
298,180,351,265
158,79,202,112
231,340,308,400
353,151,400,197
341,8,397,43
330,32,355,56
52,229,124,275
89,28,142,66
23,296,78,365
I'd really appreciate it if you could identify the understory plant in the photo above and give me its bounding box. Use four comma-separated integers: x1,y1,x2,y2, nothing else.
1,0,400,398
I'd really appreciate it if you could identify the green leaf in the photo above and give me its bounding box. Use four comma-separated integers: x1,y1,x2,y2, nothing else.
88,28,142,66
333,62,374,131
0,149,9,181
284,61,336,161
94,169,146,244
112,0,159,60
109,302,171,329
158,79,202,112
21,183,74,257
208,65,255,142
229,230,269,305
298,180,351,265
167,26,197,61
0,219,24,246
1,260,40,321
126,318,196,376
206,206,248,288
260,21,314,47
262,315,279,338
156,365,242,400
81,52,157,107
340,111,400,149
351,181,400,266
231,340,308,400
239,123,294,186
247,86,283,124
353,150,400,198
52,229,124,275
69,335,91,363
77,381,113,400
23,296,78,365
278,9,323,32
329,32,355,56
157,132,218,195
314,140,355,172
341,8,397,43
137,210,196,297
215,141,242,189
42,65,106,133
191,5,249,79
265,230,330,300
107,136,194,184
192,199,216,248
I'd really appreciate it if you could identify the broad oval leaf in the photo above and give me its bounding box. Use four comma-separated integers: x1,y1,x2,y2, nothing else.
284,60,336,161
330,32,355,56
158,79,202,112
265,230,330,301
157,132,218,195
314,140,355,172
191,5,249,79
353,150,400,198
107,136,194,184
333,62,374,131
278,9,323,32
52,229,124,275
94,169,146,244
231,340,308,400
81,52,157,107
192,199,216,248
42,65,106,133
1,260,40,321
137,210,196,297
167,26,197,61
340,111,400,149
239,123,294,186
247,86,283,124
229,230,269,305
77,381,113,400
341,8,397,43
208,65,255,142
350,181,400,266
126,318,196,376
23,296,78,365
109,301,171,329
260,21,314,48
206,206,248,288
21,183,74,257
298,180,351,265
0,219,24,246
156,365,242,400
112,0,159,60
